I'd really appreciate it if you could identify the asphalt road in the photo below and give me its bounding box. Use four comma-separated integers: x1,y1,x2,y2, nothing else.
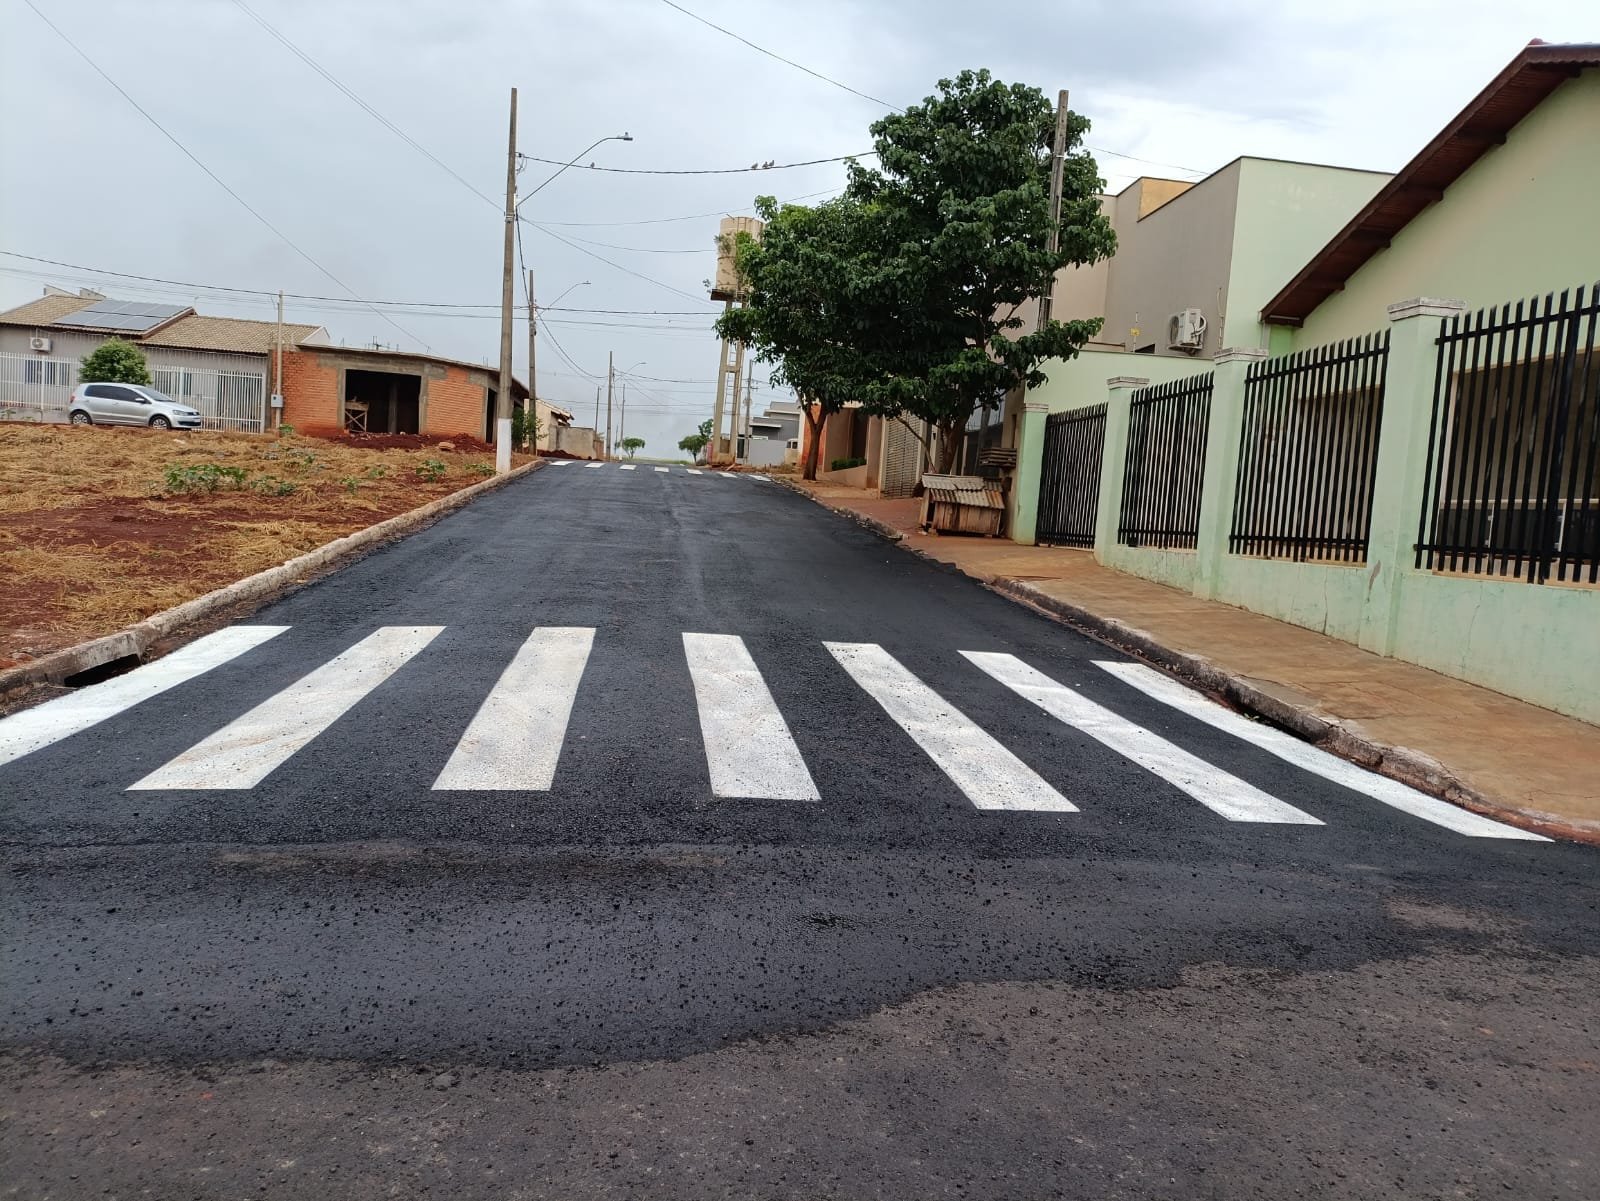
3,462,1598,1200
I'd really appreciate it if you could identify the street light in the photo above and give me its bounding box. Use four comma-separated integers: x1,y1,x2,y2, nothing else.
497,111,633,474
615,360,646,453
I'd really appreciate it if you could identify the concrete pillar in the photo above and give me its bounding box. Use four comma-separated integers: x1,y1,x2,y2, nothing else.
1093,377,1148,563
1356,297,1466,654
1195,347,1268,599
1010,397,1050,544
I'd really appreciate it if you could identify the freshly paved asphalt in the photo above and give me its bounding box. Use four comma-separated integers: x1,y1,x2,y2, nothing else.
3,463,1597,1200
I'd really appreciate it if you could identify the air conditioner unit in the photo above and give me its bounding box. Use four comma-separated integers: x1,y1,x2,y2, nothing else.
1167,309,1207,353
28,336,52,353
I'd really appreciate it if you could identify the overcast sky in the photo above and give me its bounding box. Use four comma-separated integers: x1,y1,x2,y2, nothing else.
1,0,1593,452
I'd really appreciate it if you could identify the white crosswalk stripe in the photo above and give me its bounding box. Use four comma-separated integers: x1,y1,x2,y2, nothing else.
0,626,287,768
619,464,636,471
654,466,669,473
1095,661,1548,840
549,459,572,466
684,633,819,801
825,642,1076,812
750,473,771,481
434,627,594,791
129,627,443,791
964,652,1321,824
584,462,604,468
686,468,703,475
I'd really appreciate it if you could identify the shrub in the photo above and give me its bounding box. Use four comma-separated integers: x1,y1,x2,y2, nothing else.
162,462,247,493
250,475,297,496
339,476,362,495
80,339,152,385
466,461,494,478
415,458,448,482
276,422,296,437
364,465,389,480
829,456,868,471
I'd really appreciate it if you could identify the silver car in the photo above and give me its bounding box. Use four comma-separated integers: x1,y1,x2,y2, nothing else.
68,383,203,430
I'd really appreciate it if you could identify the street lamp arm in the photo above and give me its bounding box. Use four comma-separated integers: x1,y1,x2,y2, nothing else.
516,134,632,209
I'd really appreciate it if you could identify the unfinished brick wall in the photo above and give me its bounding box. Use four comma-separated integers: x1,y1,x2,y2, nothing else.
425,367,490,440
280,349,341,435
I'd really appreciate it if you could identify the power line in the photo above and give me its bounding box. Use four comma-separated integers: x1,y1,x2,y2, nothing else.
227,0,498,211
19,0,428,351
518,151,872,175
526,222,717,307
554,234,712,254
0,252,710,314
537,189,842,228
659,0,901,110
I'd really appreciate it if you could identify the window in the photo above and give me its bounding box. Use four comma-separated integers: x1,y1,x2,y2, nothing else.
83,384,113,398
23,360,71,386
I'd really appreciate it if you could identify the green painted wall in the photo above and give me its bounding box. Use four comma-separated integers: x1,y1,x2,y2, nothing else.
1295,71,1600,346
1226,158,1391,350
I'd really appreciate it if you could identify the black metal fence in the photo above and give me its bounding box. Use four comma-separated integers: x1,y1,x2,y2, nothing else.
1416,281,1600,585
1036,404,1107,547
1230,332,1389,563
1118,372,1213,549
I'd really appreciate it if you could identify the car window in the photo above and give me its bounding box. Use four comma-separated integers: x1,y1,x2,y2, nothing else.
137,387,176,404
104,386,138,401
83,384,111,399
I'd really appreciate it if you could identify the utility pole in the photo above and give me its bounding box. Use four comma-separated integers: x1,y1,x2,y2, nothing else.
272,289,284,431
593,385,601,430
618,382,627,449
605,351,615,460
524,267,537,451
496,87,518,474
1036,88,1070,332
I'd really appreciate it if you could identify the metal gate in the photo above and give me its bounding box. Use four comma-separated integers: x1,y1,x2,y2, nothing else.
0,352,77,422
151,365,267,433
1036,403,1106,547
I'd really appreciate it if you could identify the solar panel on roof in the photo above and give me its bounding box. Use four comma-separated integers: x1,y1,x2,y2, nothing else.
57,299,187,333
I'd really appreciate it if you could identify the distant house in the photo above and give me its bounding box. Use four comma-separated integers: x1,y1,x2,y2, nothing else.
0,288,537,441
0,289,326,430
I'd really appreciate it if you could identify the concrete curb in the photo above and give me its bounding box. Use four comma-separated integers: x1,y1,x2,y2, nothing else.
0,458,546,699
773,476,907,543
781,480,1594,845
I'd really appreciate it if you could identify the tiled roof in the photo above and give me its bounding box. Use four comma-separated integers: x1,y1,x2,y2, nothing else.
0,295,100,327
1263,41,1600,326
138,315,325,355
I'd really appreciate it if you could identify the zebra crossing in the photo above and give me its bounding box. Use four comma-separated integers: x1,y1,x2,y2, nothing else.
547,460,771,479
0,623,1548,842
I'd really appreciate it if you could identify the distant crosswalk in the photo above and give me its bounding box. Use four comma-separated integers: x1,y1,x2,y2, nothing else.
0,624,1549,842
546,461,770,479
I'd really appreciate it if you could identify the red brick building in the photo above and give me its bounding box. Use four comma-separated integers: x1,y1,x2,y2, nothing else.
279,343,528,441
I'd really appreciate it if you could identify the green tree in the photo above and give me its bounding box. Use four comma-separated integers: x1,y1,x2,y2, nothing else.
716,196,892,480
678,418,712,462
620,435,646,459
79,338,153,386
844,69,1116,471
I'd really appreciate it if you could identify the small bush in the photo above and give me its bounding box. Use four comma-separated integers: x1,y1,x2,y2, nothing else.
364,465,389,480
829,456,868,471
276,422,296,437
415,458,448,482
250,475,298,496
162,462,248,493
466,461,494,478
339,476,362,495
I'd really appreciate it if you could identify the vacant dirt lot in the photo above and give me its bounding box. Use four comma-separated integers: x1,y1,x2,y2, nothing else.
0,423,532,668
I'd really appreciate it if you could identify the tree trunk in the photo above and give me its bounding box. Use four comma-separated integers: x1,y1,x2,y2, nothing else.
936,420,964,474
802,407,826,481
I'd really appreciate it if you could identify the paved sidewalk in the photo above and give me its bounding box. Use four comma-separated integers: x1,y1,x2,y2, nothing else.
790,479,1600,841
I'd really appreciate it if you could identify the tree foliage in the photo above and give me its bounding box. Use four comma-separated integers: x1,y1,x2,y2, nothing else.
844,69,1115,470
716,196,892,479
79,338,153,385
717,70,1116,476
620,436,646,458
677,418,712,462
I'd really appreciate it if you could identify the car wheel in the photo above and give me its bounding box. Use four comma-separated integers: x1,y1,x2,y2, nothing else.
149,415,171,430
69,410,92,426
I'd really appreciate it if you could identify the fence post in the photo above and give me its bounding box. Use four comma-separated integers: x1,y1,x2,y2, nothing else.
1010,397,1050,544
1194,347,1266,599
1357,297,1466,654
1094,376,1146,562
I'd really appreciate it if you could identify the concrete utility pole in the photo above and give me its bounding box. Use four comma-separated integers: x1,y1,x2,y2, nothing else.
605,351,615,460
1036,88,1070,333
524,267,536,450
272,289,284,431
594,385,601,430
496,87,518,474
618,382,627,449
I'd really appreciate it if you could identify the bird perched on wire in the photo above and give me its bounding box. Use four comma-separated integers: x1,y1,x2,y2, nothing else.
762,159,775,168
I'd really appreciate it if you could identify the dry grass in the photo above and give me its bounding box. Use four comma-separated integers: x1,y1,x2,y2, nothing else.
0,423,531,666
